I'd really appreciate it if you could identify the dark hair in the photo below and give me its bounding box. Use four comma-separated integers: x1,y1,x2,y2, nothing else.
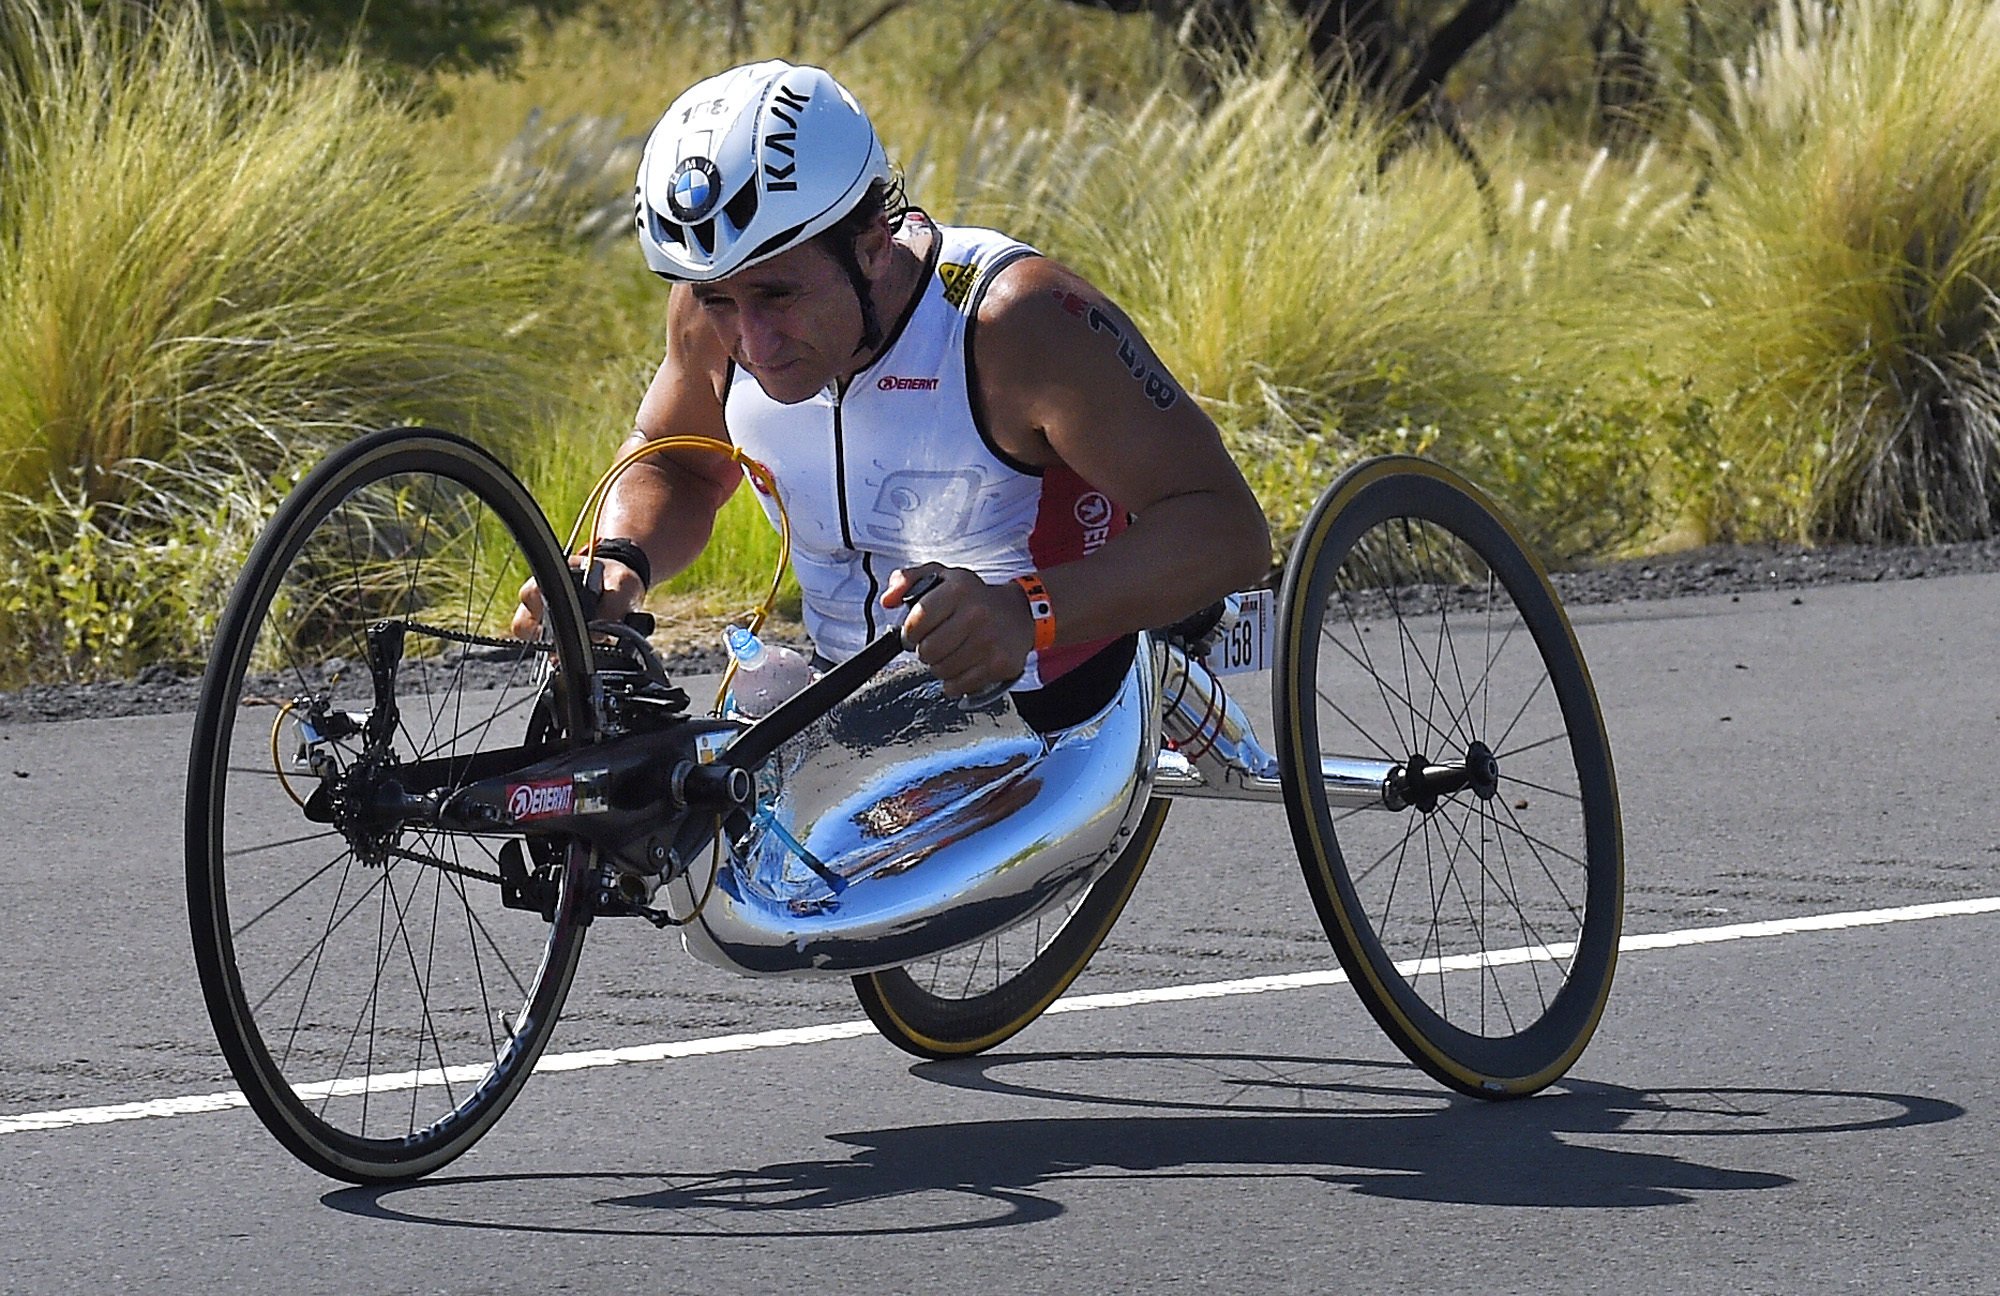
814,172,911,254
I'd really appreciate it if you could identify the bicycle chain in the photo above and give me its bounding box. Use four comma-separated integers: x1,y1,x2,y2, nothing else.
403,620,552,654
381,843,505,887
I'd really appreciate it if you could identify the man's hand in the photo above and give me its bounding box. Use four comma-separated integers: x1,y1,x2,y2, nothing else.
882,564,1035,699
511,556,647,639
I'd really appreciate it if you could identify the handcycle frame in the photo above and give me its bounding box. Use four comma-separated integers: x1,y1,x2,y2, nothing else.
186,430,1622,1184
318,584,1433,931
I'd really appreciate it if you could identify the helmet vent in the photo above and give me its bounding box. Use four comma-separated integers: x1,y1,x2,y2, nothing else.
745,221,809,265
723,182,760,233
646,205,686,248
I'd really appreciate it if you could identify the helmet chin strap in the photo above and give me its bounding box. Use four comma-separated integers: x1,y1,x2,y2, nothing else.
827,233,885,360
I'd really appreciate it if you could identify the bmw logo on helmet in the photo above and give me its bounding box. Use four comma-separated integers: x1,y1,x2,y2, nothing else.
666,156,724,222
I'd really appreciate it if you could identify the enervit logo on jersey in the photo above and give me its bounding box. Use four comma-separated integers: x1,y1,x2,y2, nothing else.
507,780,574,821
1075,491,1113,553
877,375,940,392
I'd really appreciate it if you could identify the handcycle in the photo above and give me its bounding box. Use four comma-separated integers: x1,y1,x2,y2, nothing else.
184,426,1623,1184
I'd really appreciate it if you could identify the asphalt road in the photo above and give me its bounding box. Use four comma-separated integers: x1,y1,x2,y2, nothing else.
4,573,1999,1294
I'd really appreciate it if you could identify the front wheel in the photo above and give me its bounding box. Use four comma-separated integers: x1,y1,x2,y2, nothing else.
185,427,597,1181
1274,456,1623,1097
853,798,1171,1058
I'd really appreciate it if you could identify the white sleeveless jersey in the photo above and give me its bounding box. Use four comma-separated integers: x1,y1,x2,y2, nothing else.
725,214,1125,689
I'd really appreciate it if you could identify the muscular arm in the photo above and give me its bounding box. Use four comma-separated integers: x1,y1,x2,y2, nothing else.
594,286,743,576
889,256,1270,691
513,286,740,634
987,258,1271,637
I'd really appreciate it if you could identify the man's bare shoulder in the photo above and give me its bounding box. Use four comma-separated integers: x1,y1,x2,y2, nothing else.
975,255,1106,336
973,255,1146,381
665,283,733,395
973,252,1186,421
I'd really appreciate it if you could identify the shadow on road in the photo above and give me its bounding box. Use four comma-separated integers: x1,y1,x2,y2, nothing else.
322,1049,1961,1237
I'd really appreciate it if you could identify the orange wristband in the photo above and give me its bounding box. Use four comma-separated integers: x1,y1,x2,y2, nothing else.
1013,573,1057,653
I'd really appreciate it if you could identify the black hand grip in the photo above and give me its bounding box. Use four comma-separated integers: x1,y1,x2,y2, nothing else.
574,558,603,622
572,560,655,635
723,572,943,771
900,571,944,612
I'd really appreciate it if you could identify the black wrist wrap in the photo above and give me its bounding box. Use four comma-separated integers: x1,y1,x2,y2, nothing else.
580,536,652,590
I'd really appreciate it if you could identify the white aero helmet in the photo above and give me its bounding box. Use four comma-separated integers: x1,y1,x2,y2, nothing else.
635,60,891,283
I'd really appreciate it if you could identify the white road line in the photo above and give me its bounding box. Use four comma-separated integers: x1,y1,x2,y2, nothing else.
6,895,1998,1138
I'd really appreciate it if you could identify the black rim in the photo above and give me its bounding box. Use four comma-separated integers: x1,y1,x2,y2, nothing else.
1277,457,1621,1095
185,429,594,1180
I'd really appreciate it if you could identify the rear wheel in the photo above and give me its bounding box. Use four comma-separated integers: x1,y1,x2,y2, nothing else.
185,427,596,1181
1274,456,1622,1097
853,799,1171,1058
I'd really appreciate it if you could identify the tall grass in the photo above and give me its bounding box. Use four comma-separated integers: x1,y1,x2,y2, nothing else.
424,0,1167,250
1466,136,1702,556
940,54,1695,557
943,70,1484,543
9,0,1999,686
0,3,564,682
1660,0,2000,542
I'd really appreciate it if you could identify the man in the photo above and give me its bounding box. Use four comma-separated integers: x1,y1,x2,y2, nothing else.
516,59,1269,730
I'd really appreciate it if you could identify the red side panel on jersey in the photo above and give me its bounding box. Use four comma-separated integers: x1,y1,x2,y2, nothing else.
1027,464,1128,682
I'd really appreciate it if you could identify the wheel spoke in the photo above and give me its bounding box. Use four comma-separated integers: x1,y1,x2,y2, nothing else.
1494,729,1571,763
223,828,349,863
1282,461,1620,1098
190,432,591,1178
232,851,348,937
1497,771,1584,803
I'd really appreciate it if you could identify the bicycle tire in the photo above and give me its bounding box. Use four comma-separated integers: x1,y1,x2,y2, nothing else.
1273,456,1622,1097
185,427,596,1181
852,798,1171,1058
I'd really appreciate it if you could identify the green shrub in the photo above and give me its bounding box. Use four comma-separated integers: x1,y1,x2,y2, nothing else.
938,64,1481,542
33,0,2000,689
425,0,1167,247
940,57,1681,559
0,3,564,684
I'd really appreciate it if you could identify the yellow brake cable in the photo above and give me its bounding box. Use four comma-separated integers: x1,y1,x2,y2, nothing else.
565,434,793,716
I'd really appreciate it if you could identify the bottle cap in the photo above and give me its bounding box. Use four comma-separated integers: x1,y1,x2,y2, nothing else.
724,623,767,669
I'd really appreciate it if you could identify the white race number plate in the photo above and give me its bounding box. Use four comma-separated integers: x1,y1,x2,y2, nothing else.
1203,589,1273,676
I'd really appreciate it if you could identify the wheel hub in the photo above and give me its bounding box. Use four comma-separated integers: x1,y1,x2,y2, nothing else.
326,751,407,866
1389,740,1501,813
1464,739,1500,800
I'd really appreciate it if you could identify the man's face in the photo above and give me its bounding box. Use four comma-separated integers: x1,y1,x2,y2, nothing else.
691,239,867,404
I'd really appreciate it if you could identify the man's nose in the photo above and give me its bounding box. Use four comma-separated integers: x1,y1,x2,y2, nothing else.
736,306,788,366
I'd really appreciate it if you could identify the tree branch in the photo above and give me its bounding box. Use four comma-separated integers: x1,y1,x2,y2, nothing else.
831,0,916,57
1401,0,1523,112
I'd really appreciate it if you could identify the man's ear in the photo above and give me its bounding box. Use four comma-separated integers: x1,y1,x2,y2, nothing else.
852,217,896,278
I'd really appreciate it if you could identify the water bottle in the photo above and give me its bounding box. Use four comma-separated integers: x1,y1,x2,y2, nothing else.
723,624,814,718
